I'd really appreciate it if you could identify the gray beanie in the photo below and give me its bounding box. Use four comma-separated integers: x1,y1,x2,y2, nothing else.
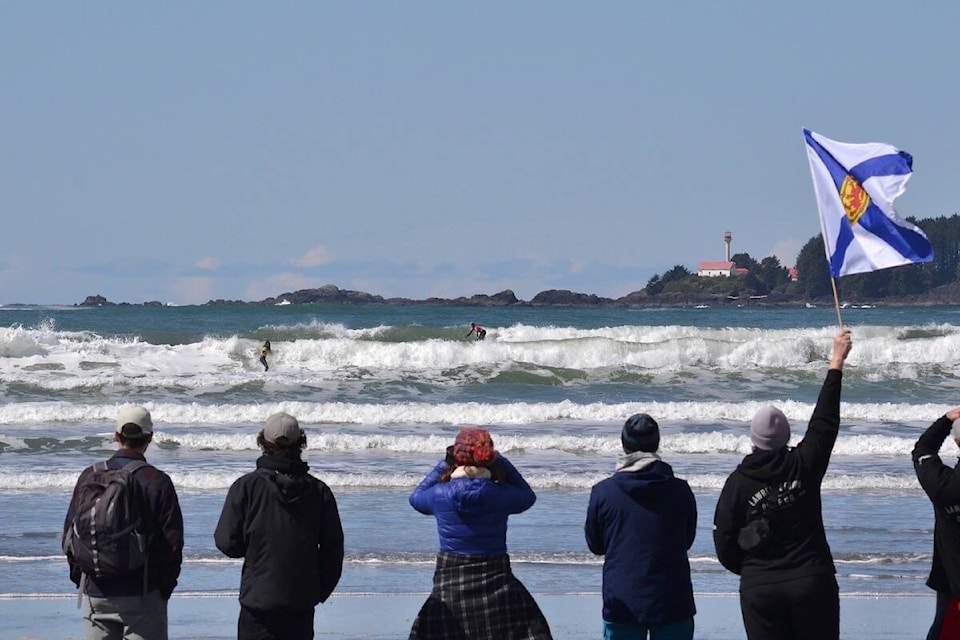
750,406,790,450
622,413,660,453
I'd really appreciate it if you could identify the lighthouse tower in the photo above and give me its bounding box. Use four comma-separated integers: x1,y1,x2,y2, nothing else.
724,231,732,262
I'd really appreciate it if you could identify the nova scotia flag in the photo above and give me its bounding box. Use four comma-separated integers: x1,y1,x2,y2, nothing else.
804,129,933,277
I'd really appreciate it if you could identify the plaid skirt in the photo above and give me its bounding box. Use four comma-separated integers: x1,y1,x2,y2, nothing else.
409,552,553,640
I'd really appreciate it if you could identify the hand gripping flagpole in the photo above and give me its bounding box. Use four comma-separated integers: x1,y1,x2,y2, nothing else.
829,276,844,331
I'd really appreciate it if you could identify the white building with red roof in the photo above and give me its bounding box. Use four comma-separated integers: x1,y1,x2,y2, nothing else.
698,231,737,277
698,260,736,277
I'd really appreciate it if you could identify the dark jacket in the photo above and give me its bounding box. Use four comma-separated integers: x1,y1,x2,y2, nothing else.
713,368,842,588
409,454,535,556
912,415,960,596
214,454,344,612
63,449,184,599
585,458,697,626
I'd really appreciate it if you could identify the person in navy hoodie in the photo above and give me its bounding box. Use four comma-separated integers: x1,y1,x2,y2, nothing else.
585,413,697,640
408,426,552,640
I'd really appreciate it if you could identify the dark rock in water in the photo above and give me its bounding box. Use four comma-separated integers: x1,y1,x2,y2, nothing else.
205,299,248,306
260,285,386,305
78,295,115,307
529,289,614,306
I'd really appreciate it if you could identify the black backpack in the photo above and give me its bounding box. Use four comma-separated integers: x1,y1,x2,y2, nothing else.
63,459,151,583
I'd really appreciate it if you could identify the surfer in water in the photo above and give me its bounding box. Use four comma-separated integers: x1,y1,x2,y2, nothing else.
259,340,271,371
466,323,487,341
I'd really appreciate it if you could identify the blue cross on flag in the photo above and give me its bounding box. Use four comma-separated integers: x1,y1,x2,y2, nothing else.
803,129,933,278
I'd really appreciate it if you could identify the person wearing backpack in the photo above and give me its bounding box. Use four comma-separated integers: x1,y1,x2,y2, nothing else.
62,405,184,640
214,412,344,640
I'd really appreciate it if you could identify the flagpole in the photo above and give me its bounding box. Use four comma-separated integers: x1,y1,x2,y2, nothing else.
829,277,844,330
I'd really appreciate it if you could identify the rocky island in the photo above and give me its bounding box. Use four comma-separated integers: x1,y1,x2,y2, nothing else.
77,281,960,309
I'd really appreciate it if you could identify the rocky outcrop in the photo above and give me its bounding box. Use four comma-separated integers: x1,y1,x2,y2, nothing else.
79,295,115,307
529,289,615,306
260,285,385,305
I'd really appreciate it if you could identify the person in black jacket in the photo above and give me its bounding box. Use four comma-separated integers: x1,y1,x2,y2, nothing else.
63,405,183,640
585,413,697,639
713,328,852,640
912,408,960,639
215,412,344,640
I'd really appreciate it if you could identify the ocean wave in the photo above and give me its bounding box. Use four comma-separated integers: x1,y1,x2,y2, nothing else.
0,398,953,430
4,323,960,387
1,426,953,459
0,470,927,492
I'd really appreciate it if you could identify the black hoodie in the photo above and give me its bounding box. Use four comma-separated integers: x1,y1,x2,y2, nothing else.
214,454,344,611
912,415,960,596
713,369,842,588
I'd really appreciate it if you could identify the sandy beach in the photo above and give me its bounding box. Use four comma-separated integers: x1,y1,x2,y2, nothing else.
0,593,935,640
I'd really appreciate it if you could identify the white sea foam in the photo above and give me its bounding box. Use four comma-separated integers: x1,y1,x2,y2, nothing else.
0,551,929,567
1,426,953,458
0,469,926,492
0,399,954,429
4,323,960,387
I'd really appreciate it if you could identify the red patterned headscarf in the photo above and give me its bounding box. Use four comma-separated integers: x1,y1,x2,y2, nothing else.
453,427,495,466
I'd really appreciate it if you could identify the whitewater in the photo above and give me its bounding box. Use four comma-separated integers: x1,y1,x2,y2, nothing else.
1,302,958,601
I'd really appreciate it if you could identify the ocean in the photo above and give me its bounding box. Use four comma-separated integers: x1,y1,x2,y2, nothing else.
1,302,957,614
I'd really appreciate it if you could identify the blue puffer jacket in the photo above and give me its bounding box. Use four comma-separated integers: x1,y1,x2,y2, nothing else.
409,454,536,556
585,458,697,626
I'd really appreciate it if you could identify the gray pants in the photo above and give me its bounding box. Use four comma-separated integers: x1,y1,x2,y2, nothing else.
84,591,168,640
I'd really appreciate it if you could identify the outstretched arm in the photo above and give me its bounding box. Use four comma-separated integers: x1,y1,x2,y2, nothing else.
797,329,852,475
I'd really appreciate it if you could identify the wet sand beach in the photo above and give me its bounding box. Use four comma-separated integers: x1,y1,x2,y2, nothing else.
0,593,934,640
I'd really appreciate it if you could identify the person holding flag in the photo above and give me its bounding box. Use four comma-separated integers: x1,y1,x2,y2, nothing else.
713,328,852,640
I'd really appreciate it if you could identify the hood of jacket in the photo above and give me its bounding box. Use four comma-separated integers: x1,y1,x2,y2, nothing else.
256,454,316,504
611,457,676,500
736,447,799,483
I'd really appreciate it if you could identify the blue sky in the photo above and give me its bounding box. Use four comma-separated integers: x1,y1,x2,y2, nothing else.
1,2,957,305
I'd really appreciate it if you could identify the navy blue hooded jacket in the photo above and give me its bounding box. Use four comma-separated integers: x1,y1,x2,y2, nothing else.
585,458,697,626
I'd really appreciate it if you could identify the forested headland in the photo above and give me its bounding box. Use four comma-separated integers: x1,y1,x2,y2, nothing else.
642,213,960,305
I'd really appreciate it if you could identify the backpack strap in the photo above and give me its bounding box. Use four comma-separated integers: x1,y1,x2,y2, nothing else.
121,459,150,474
119,459,151,596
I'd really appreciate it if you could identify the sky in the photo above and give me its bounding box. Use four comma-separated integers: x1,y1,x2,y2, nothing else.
1,2,958,305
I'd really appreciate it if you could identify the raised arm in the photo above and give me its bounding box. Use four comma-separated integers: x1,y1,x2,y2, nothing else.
796,329,852,476
912,407,960,505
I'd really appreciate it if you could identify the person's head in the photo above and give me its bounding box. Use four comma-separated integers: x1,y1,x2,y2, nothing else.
750,405,791,451
952,419,960,446
621,413,660,453
470,323,476,329
453,427,496,467
257,411,307,457
115,405,154,451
